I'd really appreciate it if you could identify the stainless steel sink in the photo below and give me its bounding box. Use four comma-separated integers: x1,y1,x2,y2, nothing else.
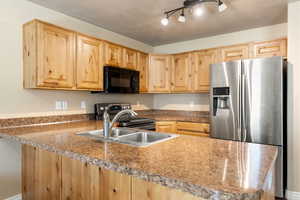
76,128,178,147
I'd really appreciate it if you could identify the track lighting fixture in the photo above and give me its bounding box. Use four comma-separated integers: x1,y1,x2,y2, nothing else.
161,0,227,26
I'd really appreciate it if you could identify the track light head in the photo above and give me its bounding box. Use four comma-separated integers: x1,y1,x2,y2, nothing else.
161,17,169,26
178,10,186,23
218,0,227,12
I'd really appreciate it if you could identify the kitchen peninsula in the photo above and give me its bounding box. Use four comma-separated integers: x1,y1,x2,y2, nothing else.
0,118,277,200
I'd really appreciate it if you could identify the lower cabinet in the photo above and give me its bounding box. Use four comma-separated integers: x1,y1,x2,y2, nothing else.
156,121,210,137
22,144,201,200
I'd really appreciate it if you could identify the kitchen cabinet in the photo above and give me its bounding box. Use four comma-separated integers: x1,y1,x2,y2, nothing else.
22,145,62,200
176,122,210,137
155,121,177,133
76,34,103,90
220,44,249,62
23,20,75,89
123,48,138,69
192,49,218,92
148,55,171,93
171,53,192,92
104,42,123,67
137,52,149,93
250,38,287,58
132,177,199,200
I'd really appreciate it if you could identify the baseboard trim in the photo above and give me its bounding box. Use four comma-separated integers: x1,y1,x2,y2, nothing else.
286,190,300,200
4,194,22,200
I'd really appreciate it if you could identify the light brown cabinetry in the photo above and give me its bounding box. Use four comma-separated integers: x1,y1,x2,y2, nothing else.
137,52,149,93
171,53,192,92
148,55,171,93
192,49,218,92
22,145,62,200
176,122,210,137
132,177,200,200
250,38,287,58
76,34,103,90
123,48,138,70
104,42,123,67
220,44,249,62
156,121,177,133
23,20,75,89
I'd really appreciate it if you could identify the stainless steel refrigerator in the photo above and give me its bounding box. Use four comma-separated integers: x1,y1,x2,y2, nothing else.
210,56,287,198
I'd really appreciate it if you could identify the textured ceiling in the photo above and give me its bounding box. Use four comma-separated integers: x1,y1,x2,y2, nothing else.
28,0,287,46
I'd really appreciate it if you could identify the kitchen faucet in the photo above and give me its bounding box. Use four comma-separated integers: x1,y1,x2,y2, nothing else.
103,105,137,138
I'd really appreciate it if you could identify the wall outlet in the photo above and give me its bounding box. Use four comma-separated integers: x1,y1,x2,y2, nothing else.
55,101,63,110
62,101,68,110
80,101,86,109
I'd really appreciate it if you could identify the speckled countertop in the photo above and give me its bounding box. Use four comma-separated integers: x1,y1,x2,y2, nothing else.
0,120,277,200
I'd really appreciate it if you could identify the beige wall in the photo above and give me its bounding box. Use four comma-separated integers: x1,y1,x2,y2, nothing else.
153,23,287,54
287,0,300,196
0,0,154,119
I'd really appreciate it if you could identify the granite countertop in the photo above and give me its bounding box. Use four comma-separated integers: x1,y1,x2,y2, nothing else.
137,110,210,123
0,120,277,200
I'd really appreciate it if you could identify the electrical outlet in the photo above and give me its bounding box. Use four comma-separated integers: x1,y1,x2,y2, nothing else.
55,101,62,110
62,101,68,110
80,101,86,109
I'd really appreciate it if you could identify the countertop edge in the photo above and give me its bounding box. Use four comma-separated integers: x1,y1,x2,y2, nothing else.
0,132,264,200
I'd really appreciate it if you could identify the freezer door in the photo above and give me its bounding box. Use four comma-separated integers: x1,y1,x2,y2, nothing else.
210,61,242,141
242,57,283,145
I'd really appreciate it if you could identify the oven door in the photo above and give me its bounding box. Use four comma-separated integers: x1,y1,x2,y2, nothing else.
104,66,139,93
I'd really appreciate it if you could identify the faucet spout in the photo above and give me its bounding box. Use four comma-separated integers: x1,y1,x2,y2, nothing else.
110,110,138,129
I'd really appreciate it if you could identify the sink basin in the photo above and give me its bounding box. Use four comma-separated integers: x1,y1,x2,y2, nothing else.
76,128,178,147
117,132,178,147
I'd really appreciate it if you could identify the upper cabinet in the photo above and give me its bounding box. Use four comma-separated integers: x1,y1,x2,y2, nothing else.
250,38,287,58
148,55,171,93
76,34,103,90
220,44,249,62
171,53,192,92
123,48,138,70
137,53,149,93
23,20,75,89
104,42,123,67
192,49,218,92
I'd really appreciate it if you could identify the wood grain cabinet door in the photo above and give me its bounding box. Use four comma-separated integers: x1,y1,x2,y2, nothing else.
220,44,249,62
76,34,103,90
137,52,149,93
155,121,177,133
148,55,171,93
176,122,210,137
104,42,122,67
36,22,75,89
192,49,218,92
22,145,62,200
171,53,192,92
123,48,138,70
250,38,287,58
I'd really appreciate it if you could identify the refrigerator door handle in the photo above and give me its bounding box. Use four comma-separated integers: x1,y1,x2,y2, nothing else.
241,74,247,142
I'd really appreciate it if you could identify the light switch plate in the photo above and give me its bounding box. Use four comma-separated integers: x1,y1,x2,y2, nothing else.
80,101,86,109
62,101,68,110
55,101,62,110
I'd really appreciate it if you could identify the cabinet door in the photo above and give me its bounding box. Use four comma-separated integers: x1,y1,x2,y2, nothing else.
76,34,103,90
176,122,210,137
62,156,101,200
171,53,192,92
22,145,61,200
220,44,249,62
104,42,122,66
101,168,131,200
36,22,75,88
123,48,137,69
137,52,149,93
132,177,199,200
148,55,171,93
156,121,177,133
192,49,218,92
251,38,287,58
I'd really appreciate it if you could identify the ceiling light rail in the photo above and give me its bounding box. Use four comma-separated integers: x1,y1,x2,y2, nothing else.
161,0,227,26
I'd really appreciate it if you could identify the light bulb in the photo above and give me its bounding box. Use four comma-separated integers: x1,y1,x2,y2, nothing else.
161,17,169,26
193,6,204,17
178,14,186,23
218,1,227,12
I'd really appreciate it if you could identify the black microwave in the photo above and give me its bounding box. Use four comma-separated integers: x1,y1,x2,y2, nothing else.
104,66,139,93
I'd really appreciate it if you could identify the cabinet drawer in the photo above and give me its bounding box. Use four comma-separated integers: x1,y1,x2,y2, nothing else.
176,130,209,137
176,122,210,135
156,121,177,133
